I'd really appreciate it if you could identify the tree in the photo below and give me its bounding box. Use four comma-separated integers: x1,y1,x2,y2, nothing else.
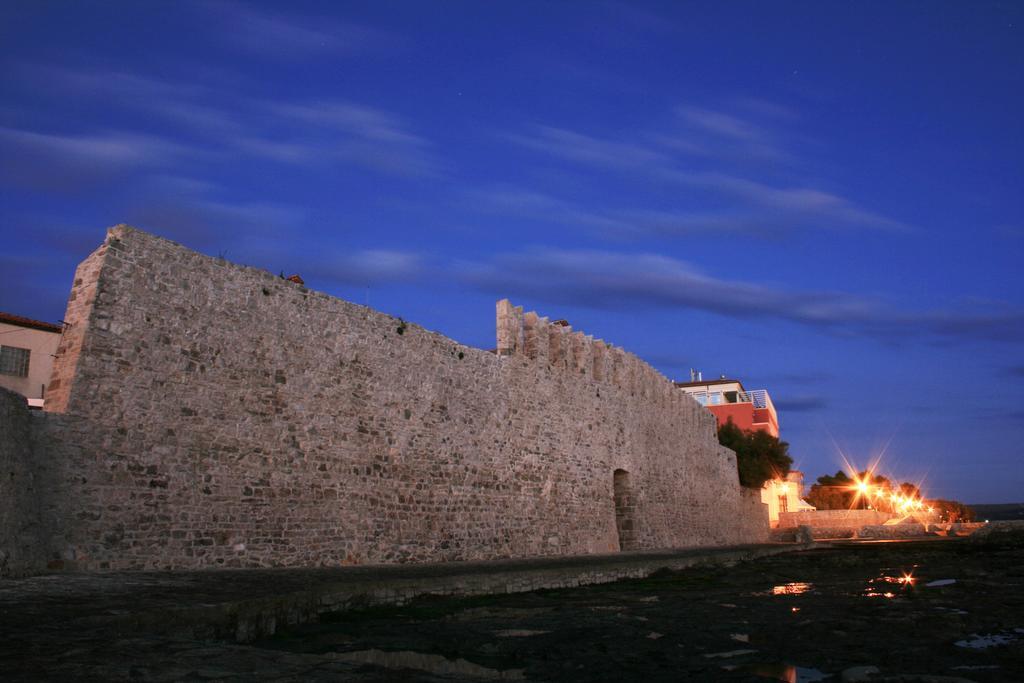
899,482,921,499
805,471,854,510
931,499,975,523
717,418,793,489
806,470,894,511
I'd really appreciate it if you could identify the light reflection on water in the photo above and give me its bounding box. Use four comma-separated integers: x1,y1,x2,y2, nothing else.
754,582,814,596
722,662,830,682
864,569,916,598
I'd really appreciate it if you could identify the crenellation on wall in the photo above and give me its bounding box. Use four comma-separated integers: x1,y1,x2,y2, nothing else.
591,340,606,382
521,311,547,362
566,332,585,375
495,299,524,356
606,346,623,386
547,323,564,366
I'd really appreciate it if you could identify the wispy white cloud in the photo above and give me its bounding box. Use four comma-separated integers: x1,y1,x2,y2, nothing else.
469,185,782,238
469,186,628,234
231,137,314,164
0,126,197,192
0,126,188,167
664,105,791,162
676,106,766,143
23,65,205,102
508,125,668,168
15,64,441,178
461,248,1024,343
267,101,427,146
17,65,242,137
504,113,909,234
257,100,441,176
121,173,307,249
660,170,909,231
302,249,426,286
203,1,399,59
123,197,306,250
125,174,425,285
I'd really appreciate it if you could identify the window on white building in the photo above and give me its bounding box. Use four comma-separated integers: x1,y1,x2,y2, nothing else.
0,345,30,377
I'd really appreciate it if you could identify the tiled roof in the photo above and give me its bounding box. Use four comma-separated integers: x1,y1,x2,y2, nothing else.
0,311,63,334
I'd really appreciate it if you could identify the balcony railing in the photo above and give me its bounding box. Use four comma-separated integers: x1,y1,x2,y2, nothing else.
689,389,774,413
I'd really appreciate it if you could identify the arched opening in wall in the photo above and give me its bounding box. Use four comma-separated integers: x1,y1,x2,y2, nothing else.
613,469,637,551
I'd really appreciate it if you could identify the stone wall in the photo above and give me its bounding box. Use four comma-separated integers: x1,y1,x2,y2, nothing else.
0,388,46,577
15,226,767,572
777,509,891,530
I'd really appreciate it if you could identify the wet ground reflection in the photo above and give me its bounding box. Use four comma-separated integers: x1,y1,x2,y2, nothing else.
955,629,1024,649
753,582,814,596
332,649,526,680
864,569,917,598
256,540,1024,682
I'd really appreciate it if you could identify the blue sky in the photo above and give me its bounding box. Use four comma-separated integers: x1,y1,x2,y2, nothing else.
2,1,1021,503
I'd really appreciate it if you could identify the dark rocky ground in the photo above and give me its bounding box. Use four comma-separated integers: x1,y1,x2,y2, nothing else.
3,535,1023,681
256,538,1024,682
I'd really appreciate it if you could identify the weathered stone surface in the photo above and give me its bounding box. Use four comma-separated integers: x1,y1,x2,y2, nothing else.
0,388,46,577
4,226,769,573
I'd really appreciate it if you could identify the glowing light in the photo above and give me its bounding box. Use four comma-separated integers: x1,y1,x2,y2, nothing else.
830,450,933,516
771,582,813,595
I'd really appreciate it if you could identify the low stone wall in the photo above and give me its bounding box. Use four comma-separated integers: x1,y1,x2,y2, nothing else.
858,524,929,539
771,520,991,542
0,388,46,577
778,509,891,530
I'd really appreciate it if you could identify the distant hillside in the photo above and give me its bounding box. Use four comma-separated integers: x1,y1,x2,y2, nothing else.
968,503,1024,521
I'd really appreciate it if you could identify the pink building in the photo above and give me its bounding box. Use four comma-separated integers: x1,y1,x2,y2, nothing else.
675,376,779,438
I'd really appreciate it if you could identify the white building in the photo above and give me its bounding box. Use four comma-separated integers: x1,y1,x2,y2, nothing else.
762,470,816,527
0,311,62,409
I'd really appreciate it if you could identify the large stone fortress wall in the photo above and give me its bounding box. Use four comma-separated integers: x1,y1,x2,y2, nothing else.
6,226,766,572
